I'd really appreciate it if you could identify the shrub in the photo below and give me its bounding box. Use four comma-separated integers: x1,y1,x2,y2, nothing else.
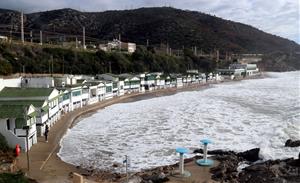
0,133,9,152
0,172,36,183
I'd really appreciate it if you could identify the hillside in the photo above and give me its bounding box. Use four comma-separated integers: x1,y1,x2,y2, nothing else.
0,43,219,75
0,7,299,54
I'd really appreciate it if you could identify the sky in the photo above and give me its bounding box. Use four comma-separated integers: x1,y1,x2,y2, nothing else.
0,0,299,43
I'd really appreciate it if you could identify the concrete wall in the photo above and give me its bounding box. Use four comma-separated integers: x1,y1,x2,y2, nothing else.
21,77,54,88
0,77,22,91
0,119,26,151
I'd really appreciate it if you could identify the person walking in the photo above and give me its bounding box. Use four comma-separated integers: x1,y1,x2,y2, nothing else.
44,125,49,142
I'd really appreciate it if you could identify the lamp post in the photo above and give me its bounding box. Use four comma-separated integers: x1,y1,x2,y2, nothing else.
196,139,214,166
22,125,30,171
175,147,191,177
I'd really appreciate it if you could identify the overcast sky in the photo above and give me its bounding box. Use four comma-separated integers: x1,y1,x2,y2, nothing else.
0,0,299,43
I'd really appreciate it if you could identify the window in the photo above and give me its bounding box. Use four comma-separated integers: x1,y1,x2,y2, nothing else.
72,91,81,96
106,86,112,93
6,119,10,130
63,94,70,100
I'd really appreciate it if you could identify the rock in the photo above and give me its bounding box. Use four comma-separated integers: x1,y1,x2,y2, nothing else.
142,172,169,183
285,139,300,147
112,163,119,167
193,149,236,155
237,148,260,162
210,154,241,182
127,176,143,183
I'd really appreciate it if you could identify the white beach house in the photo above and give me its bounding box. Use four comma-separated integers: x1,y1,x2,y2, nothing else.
105,82,113,99
58,86,83,111
0,87,60,135
0,104,37,151
144,74,156,91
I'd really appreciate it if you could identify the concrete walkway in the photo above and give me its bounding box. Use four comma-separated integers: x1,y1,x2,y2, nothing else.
17,92,144,183
16,83,213,183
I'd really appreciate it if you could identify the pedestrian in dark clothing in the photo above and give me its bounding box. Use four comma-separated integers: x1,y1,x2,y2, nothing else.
44,125,49,142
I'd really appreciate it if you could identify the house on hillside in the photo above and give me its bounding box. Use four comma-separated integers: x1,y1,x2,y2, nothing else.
0,87,60,136
0,35,8,42
121,42,136,53
102,39,136,53
0,104,37,151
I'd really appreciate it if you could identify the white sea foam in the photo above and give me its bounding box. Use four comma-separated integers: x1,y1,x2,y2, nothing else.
58,71,300,172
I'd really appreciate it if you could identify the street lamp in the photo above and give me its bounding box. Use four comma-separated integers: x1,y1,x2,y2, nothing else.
22,125,30,171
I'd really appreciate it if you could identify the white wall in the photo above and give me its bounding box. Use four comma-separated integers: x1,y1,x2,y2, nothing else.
0,77,22,91
22,77,54,88
0,119,27,151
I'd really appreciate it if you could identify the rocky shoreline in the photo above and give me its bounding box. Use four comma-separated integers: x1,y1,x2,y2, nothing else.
75,145,299,183
209,149,300,183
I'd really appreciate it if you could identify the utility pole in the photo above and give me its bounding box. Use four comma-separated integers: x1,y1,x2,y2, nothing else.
109,61,112,73
9,17,13,43
40,30,43,45
51,55,54,76
118,33,121,51
22,126,30,171
48,59,50,74
166,42,169,54
30,31,33,43
216,49,219,63
21,11,24,44
83,27,86,50
75,37,78,49
62,56,65,75
22,65,25,76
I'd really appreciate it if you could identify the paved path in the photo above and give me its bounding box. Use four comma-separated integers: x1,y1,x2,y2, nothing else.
16,83,214,183
17,92,144,183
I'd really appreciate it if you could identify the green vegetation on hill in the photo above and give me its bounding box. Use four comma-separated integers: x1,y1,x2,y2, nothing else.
0,43,217,75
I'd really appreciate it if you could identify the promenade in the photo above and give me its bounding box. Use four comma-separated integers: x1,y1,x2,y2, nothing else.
17,83,216,183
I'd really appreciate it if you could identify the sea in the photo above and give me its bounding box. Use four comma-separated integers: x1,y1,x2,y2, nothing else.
58,71,300,172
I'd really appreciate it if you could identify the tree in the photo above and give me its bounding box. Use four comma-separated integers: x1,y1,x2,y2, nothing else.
0,59,12,75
